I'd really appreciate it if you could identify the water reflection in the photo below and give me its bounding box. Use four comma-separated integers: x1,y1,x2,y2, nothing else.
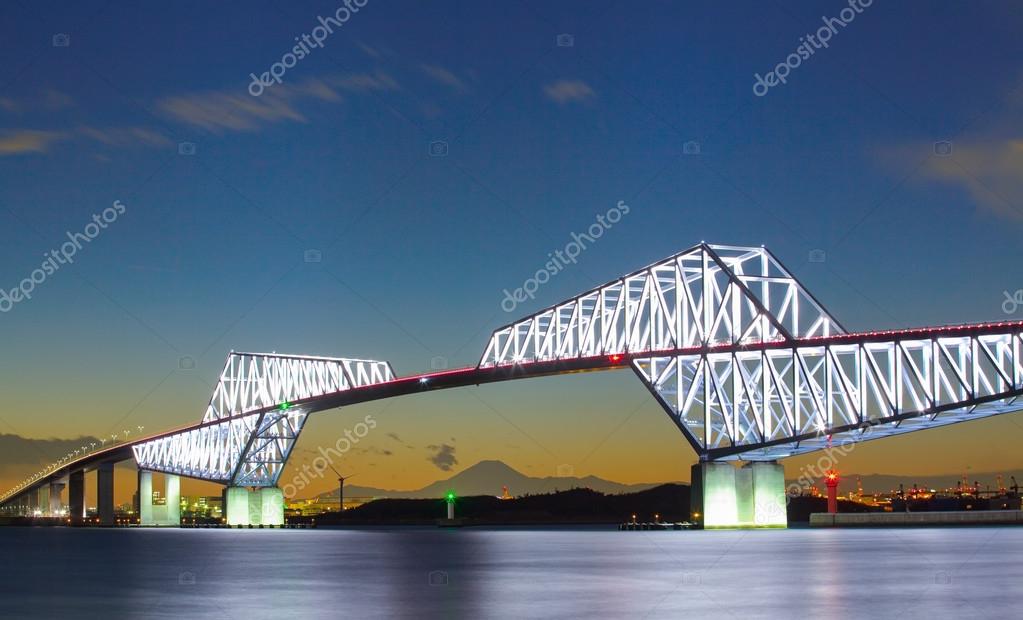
0,526,1018,618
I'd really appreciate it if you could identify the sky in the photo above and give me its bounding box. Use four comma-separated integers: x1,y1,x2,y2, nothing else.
1,0,1022,502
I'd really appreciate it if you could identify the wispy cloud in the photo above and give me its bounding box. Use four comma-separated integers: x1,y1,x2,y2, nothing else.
0,89,74,115
0,73,399,154
77,125,173,148
420,64,469,92
41,89,74,111
0,130,64,156
879,85,1023,223
426,443,458,471
883,139,1023,222
543,79,596,104
922,139,1023,220
355,41,382,59
157,72,398,133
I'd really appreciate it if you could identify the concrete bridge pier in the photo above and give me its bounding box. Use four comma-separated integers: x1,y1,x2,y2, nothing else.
690,461,787,528
97,463,115,526
19,492,33,516
36,486,49,516
224,487,284,526
68,470,85,520
137,470,181,526
48,481,65,516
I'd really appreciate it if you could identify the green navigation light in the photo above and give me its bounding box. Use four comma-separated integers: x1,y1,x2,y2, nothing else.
279,402,291,410
445,491,456,502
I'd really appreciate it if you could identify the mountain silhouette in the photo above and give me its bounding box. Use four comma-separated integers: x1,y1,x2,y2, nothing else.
314,460,663,500
313,461,1023,501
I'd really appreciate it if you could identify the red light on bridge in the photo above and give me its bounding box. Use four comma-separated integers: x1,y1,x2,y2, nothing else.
609,354,624,364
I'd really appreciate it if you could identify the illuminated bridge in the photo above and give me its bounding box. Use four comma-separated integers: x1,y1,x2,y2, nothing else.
2,244,1021,528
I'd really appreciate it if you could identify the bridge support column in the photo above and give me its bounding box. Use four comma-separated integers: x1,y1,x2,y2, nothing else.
690,461,786,528
69,470,85,520
259,487,284,525
748,461,787,527
166,474,180,525
138,471,181,526
97,463,114,526
138,470,153,525
48,482,65,516
225,487,249,525
225,487,284,526
36,486,49,516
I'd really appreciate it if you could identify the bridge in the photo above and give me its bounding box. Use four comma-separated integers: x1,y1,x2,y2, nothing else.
2,243,1021,528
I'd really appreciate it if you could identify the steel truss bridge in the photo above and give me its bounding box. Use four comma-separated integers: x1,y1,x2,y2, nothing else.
3,243,1022,523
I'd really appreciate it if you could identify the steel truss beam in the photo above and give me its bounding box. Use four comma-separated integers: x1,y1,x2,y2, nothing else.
132,352,394,485
24,243,1020,504
632,325,1023,460
480,243,843,368
482,243,1023,461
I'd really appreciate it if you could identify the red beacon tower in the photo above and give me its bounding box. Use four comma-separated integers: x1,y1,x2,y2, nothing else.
824,470,840,514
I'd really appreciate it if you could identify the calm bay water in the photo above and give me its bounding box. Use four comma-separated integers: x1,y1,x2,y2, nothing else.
0,526,1019,619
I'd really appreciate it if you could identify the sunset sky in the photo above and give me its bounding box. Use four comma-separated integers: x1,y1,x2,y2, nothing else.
1,1,1022,502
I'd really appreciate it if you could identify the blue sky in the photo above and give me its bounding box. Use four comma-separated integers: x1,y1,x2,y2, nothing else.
1,1,1022,497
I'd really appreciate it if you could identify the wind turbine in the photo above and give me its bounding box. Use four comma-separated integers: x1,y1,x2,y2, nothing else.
325,463,354,513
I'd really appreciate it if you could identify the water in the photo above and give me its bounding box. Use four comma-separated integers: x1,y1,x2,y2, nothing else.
1,526,1020,619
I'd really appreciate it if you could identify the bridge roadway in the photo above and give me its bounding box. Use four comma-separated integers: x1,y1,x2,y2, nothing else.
5,318,1021,520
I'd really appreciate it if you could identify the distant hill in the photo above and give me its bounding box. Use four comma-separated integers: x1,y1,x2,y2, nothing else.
314,460,664,500
318,484,691,525
312,461,1023,501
